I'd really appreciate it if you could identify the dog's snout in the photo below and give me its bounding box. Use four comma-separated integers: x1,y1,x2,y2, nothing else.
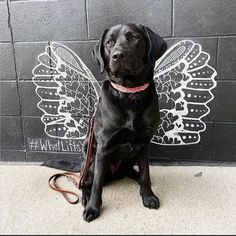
112,51,124,61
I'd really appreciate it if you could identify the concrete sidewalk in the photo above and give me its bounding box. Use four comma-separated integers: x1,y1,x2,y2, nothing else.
0,165,235,235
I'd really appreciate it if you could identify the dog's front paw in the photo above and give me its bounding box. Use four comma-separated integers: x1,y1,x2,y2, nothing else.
83,206,100,222
142,194,160,209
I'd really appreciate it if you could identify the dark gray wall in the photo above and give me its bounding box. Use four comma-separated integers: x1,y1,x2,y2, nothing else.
0,0,236,163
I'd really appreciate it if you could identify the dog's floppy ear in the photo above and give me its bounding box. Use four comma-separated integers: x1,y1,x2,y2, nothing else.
141,25,167,67
92,29,108,73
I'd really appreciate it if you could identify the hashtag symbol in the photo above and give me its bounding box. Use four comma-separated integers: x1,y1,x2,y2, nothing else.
29,139,39,150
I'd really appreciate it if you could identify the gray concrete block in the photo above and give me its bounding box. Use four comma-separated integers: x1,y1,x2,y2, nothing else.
22,116,58,151
0,81,20,115
0,2,11,41
10,0,87,41
19,81,42,116
174,0,236,36
23,116,53,141
0,43,16,80
217,37,236,79
26,151,81,163
87,0,171,39
0,116,23,148
213,122,236,161
212,81,236,122
15,42,48,80
0,149,26,162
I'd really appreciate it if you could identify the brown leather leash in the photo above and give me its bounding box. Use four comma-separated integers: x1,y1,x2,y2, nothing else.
48,103,98,204
48,172,81,204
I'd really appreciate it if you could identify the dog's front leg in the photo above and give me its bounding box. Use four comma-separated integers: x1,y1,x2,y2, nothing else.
83,147,109,222
137,145,160,209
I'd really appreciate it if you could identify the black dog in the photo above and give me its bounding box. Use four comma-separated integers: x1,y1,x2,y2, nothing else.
81,23,167,222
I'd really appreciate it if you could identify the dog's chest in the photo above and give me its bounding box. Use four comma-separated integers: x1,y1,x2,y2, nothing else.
117,109,153,144
124,110,136,130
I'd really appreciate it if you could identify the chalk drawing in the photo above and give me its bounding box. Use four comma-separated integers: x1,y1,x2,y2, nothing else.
32,42,101,140
152,40,217,145
32,40,217,147
27,138,83,152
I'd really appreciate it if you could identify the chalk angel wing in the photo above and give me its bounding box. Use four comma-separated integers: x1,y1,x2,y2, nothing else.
32,42,101,140
152,40,217,145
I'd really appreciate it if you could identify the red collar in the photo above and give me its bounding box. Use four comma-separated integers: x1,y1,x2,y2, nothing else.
110,82,150,93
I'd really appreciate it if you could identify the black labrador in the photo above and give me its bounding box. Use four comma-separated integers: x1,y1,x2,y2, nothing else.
81,23,167,222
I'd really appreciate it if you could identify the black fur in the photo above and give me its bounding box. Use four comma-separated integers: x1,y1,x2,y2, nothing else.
43,23,167,222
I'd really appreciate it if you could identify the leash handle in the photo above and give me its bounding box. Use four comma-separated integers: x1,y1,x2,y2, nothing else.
48,172,81,204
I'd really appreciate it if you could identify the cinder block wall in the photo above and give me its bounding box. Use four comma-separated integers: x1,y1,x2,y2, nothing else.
0,0,236,163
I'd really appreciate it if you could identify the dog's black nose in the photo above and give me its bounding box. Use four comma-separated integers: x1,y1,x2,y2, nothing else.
112,51,124,61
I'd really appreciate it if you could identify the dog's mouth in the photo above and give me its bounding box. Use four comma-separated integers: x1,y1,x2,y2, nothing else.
108,60,144,77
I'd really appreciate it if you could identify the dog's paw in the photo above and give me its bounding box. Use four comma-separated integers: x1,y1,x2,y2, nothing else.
142,194,160,209
83,206,100,222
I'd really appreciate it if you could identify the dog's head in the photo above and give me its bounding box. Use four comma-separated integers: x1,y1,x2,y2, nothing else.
92,23,167,86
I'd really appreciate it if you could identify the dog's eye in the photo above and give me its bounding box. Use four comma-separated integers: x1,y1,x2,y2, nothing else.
127,34,140,42
106,40,115,47
132,35,139,40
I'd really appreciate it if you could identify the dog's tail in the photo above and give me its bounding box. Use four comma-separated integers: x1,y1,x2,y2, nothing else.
42,160,81,172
